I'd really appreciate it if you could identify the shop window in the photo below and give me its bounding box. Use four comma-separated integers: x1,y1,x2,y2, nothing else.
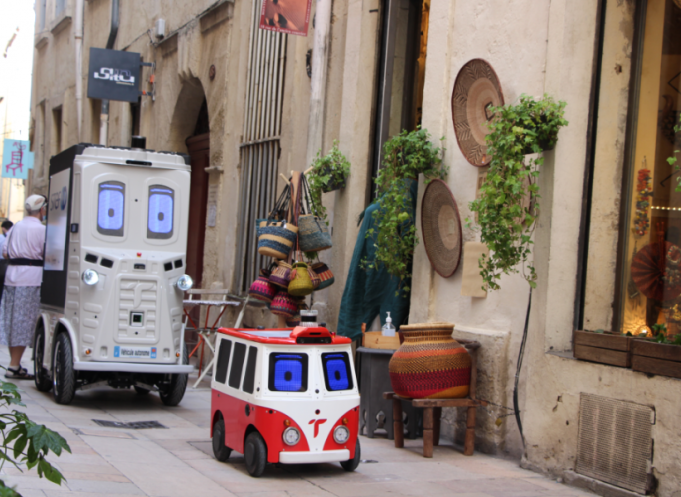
147,186,174,239
268,353,308,392
97,181,125,236
619,0,681,335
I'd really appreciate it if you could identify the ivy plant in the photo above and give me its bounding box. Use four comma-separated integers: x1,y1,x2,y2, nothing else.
666,113,681,191
362,127,446,292
0,376,71,496
307,140,351,224
467,94,568,291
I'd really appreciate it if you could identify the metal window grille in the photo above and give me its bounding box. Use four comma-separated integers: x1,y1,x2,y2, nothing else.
234,0,288,293
55,0,65,18
575,393,654,494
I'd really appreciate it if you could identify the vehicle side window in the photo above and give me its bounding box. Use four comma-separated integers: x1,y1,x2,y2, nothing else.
147,185,174,239
97,181,125,236
321,352,353,391
242,346,258,394
268,353,308,392
215,339,232,384
228,342,247,389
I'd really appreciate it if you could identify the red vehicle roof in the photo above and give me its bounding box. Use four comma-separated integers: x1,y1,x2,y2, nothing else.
217,326,352,345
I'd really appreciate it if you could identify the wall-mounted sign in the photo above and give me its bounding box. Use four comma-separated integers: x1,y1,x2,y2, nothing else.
2,139,34,179
259,0,312,37
87,48,141,102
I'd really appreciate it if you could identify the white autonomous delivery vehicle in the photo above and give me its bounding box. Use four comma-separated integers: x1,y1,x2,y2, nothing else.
33,141,195,405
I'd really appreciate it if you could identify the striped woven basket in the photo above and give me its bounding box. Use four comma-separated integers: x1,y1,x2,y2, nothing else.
298,215,332,252
257,221,299,259
248,269,276,303
269,261,292,288
270,290,297,318
389,322,471,399
310,262,334,290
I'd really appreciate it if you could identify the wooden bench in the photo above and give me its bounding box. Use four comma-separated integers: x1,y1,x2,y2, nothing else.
383,339,486,457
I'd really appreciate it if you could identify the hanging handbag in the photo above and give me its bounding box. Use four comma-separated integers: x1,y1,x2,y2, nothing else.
298,175,332,252
270,289,298,318
288,261,314,297
310,261,335,290
257,183,298,259
248,268,277,303
269,260,293,288
308,265,321,290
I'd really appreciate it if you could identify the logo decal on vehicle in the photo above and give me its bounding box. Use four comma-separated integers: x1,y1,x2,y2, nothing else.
308,419,327,438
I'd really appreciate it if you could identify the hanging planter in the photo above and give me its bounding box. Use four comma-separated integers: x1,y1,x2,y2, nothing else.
307,140,351,221
467,94,568,291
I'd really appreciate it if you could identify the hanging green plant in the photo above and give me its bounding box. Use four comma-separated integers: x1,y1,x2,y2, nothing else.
307,140,351,224
666,114,681,191
467,94,568,291
362,127,447,293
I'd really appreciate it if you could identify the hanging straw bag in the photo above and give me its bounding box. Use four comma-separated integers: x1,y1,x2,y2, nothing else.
310,262,335,290
257,183,298,259
248,268,277,303
270,290,298,318
269,260,293,288
308,266,321,290
298,175,332,252
288,261,314,297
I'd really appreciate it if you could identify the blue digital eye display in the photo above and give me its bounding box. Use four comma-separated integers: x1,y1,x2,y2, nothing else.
147,186,174,239
269,354,308,392
322,353,353,391
97,182,125,236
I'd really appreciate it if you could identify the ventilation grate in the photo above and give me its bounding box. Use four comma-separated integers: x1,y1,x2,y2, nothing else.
575,393,654,494
93,420,167,430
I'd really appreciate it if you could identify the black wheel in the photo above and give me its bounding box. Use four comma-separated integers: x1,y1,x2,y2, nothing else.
159,342,188,407
340,437,361,472
52,333,76,405
133,386,150,395
244,431,267,477
212,418,232,462
33,324,52,392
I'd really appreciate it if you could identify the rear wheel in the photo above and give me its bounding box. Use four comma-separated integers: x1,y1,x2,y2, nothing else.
159,342,188,407
33,325,52,392
212,418,232,462
244,431,267,477
52,333,76,405
340,438,361,472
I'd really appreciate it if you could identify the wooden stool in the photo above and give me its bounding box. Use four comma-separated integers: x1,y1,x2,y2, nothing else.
383,339,486,457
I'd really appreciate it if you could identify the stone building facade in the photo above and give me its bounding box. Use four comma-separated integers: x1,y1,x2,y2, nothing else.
30,0,681,495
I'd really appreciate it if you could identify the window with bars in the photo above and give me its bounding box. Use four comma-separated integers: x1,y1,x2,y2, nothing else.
234,0,288,293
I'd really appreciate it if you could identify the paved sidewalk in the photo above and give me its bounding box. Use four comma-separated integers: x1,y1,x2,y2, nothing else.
0,353,594,497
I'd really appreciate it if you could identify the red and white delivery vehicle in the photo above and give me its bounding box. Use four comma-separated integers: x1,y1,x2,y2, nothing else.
210,312,360,477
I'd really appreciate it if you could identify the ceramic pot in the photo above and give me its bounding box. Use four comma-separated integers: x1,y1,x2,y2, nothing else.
389,322,471,399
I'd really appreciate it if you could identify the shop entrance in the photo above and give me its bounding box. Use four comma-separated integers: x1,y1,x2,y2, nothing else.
372,0,431,187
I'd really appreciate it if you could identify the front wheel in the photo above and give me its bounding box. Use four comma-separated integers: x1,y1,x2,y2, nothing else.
244,431,267,477
52,333,76,405
340,438,361,472
33,324,52,392
212,418,232,462
159,342,188,407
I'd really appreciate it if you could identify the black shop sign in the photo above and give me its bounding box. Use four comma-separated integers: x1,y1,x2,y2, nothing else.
87,48,141,102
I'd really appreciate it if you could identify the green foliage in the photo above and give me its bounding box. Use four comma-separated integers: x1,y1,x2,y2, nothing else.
362,127,447,293
652,323,667,336
0,376,71,496
467,94,568,291
307,140,351,223
667,114,681,191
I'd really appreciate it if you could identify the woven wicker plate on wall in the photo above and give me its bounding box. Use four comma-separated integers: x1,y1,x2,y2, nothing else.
451,59,504,167
421,179,462,278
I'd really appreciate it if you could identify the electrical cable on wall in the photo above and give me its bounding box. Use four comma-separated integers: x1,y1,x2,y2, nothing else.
513,287,532,450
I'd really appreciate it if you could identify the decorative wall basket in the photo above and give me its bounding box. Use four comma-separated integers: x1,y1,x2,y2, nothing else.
451,59,504,167
389,322,471,399
421,179,463,278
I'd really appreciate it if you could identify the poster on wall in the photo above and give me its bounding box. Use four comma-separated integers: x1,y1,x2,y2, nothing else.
259,0,312,36
44,168,70,271
2,139,34,180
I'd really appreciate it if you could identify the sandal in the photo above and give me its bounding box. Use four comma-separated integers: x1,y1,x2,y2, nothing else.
5,366,34,380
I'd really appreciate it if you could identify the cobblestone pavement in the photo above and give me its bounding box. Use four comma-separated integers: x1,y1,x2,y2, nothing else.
0,353,595,497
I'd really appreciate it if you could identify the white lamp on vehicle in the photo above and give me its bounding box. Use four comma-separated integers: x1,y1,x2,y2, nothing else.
333,425,350,444
82,269,99,286
176,274,193,291
282,426,300,446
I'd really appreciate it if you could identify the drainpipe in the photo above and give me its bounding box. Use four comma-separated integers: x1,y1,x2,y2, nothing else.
74,0,84,141
99,0,119,146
